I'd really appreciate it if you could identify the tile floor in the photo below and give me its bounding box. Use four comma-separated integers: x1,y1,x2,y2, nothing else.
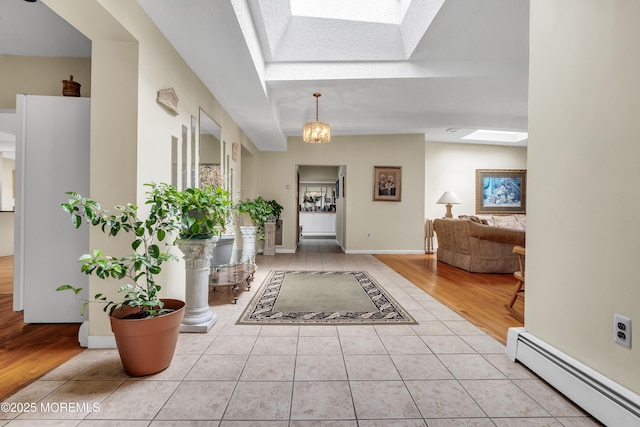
0,239,602,426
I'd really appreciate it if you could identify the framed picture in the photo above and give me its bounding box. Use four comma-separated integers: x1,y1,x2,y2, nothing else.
476,169,526,214
373,166,401,202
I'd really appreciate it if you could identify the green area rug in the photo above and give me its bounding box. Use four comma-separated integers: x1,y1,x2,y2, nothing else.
237,270,416,325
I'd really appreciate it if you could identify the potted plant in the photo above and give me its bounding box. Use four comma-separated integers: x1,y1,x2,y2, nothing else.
168,185,236,266
268,199,284,224
172,185,232,240
235,196,283,260
57,182,186,376
235,195,283,235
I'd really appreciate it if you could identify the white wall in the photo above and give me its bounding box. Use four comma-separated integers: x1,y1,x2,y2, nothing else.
258,134,426,253
0,156,15,212
424,141,527,221
0,55,92,108
0,213,13,257
527,0,640,393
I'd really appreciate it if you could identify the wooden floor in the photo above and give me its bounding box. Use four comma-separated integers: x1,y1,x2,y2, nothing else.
375,253,524,345
0,251,523,402
0,256,84,401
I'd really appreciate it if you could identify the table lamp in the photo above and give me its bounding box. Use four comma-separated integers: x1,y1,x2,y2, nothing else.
436,191,461,219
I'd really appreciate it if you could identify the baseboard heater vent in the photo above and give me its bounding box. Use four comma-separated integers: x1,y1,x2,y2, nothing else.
507,328,640,427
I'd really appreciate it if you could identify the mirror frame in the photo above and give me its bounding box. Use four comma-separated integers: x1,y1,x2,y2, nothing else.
198,108,223,190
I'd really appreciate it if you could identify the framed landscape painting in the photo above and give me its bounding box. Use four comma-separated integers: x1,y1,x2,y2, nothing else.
373,166,401,202
476,169,526,214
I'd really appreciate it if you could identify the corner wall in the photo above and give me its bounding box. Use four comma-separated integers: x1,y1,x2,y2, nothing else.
424,141,527,221
527,0,640,394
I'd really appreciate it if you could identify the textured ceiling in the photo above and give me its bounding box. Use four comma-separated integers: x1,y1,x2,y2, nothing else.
1,0,530,153
140,0,530,151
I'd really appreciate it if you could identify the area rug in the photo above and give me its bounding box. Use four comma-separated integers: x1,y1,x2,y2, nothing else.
237,270,416,325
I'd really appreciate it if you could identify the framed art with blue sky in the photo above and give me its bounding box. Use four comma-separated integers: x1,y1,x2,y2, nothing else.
476,169,526,214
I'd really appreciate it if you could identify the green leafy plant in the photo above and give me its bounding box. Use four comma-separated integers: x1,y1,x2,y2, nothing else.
235,196,283,226
174,185,232,239
268,199,284,222
57,182,183,318
235,196,283,240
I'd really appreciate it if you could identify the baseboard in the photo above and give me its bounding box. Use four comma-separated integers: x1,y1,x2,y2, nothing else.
507,327,640,427
345,249,425,254
81,321,117,349
275,248,296,254
87,335,116,349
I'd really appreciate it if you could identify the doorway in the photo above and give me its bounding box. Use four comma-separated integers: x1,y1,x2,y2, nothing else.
297,165,345,250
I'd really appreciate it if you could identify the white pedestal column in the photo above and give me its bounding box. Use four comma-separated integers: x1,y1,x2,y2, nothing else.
240,226,257,260
178,238,217,333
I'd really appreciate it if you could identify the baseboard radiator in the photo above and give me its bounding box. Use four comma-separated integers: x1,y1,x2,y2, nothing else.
424,218,434,253
507,328,640,426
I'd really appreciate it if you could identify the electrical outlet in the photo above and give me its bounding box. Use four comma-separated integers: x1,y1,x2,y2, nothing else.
367,232,372,237
614,314,631,348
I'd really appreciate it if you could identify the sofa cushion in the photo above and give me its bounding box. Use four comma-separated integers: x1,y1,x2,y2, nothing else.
472,214,526,231
467,221,525,245
468,215,483,224
496,219,524,231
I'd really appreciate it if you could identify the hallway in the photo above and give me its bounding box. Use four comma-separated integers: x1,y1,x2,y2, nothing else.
0,240,600,425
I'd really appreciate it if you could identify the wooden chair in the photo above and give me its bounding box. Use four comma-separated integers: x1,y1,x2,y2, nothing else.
505,245,525,321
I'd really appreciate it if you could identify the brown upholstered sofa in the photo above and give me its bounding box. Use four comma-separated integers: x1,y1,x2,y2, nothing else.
433,215,526,273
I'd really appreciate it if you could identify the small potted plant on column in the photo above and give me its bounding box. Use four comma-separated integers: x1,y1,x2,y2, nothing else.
171,185,232,332
235,196,283,258
173,185,232,240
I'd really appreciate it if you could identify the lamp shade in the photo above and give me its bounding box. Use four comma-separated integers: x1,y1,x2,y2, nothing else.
436,191,461,205
303,93,330,143
303,121,331,143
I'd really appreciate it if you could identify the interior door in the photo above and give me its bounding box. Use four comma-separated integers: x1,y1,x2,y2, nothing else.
14,94,90,323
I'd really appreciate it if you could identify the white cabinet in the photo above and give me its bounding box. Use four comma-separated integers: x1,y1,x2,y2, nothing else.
299,212,336,236
14,95,90,323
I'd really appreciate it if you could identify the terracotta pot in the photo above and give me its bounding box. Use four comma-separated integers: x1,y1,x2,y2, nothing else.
109,298,185,376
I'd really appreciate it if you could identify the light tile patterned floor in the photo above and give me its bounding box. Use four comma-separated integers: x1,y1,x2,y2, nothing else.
0,239,603,426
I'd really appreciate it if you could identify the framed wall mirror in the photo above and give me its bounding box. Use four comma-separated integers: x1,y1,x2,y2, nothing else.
190,116,197,188
181,124,189,189
198,109,222,190
171,135,179,188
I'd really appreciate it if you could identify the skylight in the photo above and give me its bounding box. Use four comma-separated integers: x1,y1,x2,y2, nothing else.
462,130,528,143
289,0,410,25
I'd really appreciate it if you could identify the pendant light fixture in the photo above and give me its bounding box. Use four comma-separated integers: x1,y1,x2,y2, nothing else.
303,93,331,143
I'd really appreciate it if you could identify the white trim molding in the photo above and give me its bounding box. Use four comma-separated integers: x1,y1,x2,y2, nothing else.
507,327,640,427
81,322,116,349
